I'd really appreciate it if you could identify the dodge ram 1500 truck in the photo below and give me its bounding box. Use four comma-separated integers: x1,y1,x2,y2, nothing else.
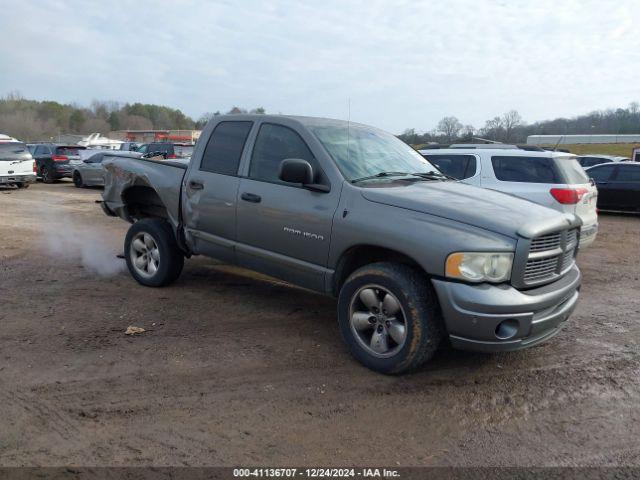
101,115,582,374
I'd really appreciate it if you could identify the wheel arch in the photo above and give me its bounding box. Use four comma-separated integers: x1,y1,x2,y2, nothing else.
332,244,430,296
121,184,170,222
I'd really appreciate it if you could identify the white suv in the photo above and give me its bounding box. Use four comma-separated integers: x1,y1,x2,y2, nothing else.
419,145,598,247
0,141,36,188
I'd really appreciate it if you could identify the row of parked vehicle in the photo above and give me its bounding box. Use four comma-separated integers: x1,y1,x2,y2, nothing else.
418,145,640,229
1,134,638,220
0,138,194,188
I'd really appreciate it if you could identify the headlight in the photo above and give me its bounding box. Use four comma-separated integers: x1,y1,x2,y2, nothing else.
445,252,514,283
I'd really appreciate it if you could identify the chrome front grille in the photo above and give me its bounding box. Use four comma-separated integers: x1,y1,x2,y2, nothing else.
530,232,561,252
523,228,578,285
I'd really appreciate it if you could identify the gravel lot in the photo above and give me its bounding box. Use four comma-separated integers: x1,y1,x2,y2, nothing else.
1,181,639,467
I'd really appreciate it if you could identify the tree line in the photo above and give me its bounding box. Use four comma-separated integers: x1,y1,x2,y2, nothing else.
0,92,265,141
2,91,639,145
398,102,640,146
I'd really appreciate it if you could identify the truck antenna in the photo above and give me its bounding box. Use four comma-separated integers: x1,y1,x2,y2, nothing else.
553,134,564,152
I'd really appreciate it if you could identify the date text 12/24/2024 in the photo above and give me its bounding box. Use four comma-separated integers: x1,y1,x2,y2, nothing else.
233,468,400,478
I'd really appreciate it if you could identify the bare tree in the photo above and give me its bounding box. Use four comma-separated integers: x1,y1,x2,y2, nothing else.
481,116,504,141
460,124,475,140
437,116,463,142
82,118,111,134
501,110,523,142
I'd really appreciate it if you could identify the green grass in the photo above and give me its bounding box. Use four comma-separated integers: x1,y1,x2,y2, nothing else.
541,143,639,158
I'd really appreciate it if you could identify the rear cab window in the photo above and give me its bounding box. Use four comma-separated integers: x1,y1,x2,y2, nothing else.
491,155,588,184
199,121,253,175
422,154,477,180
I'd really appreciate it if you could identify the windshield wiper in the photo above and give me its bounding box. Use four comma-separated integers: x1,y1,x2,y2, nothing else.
410,171,455,181
350,171,412,183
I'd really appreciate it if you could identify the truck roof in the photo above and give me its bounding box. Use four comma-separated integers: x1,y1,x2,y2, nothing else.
207,114,370,130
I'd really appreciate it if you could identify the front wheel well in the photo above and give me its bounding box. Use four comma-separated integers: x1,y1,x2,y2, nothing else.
333,245,427,296
122,185,169,221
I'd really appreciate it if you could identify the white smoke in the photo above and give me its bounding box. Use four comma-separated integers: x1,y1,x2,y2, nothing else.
41,217,125,277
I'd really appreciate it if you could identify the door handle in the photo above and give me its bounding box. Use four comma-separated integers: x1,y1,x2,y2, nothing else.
241,192,261,203
189,180,204,190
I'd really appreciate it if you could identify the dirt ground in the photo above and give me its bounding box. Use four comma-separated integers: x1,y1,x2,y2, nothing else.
1,181,639,467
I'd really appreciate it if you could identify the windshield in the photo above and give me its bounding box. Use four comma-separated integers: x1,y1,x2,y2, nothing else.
310,124,439,181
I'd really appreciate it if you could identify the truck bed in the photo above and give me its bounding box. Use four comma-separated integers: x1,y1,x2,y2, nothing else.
102,157,188,227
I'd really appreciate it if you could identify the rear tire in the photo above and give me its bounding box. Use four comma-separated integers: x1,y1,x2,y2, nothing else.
42,166,55,184
15,182,29,189
73,171,84,188
124,218,184,287
337,262,444,374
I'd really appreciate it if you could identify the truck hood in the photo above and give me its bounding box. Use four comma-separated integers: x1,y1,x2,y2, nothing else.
360,181,579,239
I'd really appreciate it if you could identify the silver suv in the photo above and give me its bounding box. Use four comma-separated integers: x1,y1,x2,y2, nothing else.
420,145,599,247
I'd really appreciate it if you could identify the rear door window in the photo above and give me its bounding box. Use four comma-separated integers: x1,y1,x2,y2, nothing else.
491,156,561,183
614,165,640,182
200,121,253,175
423,154,476,180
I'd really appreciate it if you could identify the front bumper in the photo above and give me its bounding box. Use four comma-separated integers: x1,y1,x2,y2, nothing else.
0,174,36,184
432,265,581,352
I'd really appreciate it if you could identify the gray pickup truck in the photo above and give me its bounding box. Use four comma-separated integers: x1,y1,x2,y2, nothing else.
101,115,582,374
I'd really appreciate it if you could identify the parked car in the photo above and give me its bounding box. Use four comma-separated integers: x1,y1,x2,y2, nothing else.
419,145,599,247
575,155,628,168
31,144,87,183
119,142,141,152
173,143,194,159
135,142,194,159
72,150,142,188
585,162,640,212
100,115,582,374
632,147,640,163
136,142,178,159
0,141,36,188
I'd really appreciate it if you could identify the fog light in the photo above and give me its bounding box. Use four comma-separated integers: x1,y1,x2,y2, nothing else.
495,319,519,340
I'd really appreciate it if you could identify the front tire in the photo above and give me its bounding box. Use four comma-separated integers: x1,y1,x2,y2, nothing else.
73,171,84,188
338,262,444,374
124,218,184,287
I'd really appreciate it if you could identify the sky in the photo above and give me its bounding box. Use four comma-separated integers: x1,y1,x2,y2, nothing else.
1,0,639,134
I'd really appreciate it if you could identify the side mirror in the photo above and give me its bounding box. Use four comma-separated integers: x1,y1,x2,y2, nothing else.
279,159,330,192
83,159,91,163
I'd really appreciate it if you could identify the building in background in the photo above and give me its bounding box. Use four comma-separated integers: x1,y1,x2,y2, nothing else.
110,130,201,144
527,134,640,145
